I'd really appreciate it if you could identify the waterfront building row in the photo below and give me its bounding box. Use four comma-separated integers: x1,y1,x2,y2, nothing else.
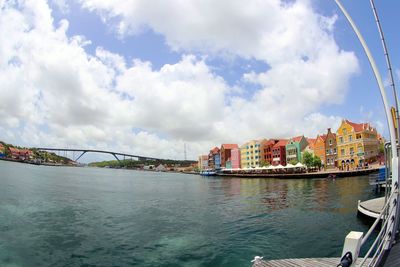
0,144,33,160
198,119,382,170
0,143,5,158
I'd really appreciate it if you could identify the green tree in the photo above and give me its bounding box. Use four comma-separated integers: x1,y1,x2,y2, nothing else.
260,160,270,167
378,143,384,154
289,159,298,165
302,152,314,167
313,155,322,169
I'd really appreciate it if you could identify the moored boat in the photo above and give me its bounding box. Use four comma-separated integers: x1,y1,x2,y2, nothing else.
200,170,216,176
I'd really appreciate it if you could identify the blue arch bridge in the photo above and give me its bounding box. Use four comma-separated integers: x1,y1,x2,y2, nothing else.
36,147,163,163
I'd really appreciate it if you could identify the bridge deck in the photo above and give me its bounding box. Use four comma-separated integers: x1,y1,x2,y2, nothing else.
253,257,371,267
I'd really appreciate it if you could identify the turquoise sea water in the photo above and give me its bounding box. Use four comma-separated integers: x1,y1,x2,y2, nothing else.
0,160,378,267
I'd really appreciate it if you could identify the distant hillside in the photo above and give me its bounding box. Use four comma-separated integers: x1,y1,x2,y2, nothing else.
89,159,196,168
0,141,74,164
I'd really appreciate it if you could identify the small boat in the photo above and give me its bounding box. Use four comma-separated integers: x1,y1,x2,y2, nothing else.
327,173,336,179
200,170,216,176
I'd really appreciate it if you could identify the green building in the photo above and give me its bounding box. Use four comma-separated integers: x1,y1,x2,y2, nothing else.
285,136,309,164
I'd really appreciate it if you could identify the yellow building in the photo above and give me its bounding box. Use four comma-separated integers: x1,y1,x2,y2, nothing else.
336,119,379,170
240,140,262,168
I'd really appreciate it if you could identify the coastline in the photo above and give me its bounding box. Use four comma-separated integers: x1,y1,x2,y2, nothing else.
0,157,73,167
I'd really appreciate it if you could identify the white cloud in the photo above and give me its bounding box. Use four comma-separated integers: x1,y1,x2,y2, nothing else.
76,0,359,141
78,0,342,63
51,0,69,13
0,0,360,160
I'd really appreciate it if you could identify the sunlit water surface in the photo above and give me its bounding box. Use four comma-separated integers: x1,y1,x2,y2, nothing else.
0,160,378,267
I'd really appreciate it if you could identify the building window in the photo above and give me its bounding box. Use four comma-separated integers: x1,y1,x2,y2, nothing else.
339,137,343,144
334,148,337,154
341,149,345,155
349,135,352,142
350,147,354,155
329,140,332,145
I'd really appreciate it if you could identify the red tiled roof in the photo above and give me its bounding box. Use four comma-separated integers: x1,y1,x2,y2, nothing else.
9,147,19,153
221,144,238,149
306,138,316,144
210,147,220,153
345,120,375,132
267,139,279,145
273,139,288,148
292,135,303,142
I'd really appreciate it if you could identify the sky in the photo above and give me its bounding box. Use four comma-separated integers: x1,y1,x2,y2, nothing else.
0,0,399,162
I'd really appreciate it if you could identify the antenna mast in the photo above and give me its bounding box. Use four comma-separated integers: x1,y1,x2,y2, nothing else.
370,0,400,140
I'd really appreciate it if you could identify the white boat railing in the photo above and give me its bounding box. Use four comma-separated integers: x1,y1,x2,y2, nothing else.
357,187,398,266
338,144,400,267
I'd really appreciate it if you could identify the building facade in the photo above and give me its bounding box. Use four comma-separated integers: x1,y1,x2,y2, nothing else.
285,136,309,164
272,139,288,166
260,139,279,165
240,140,261,168
230,148,241,169
314,134,327,165
0,144,5,158
325,128,337,169
208,147,220,170
220,144,239,168
336,120,379,170
304,138,316,155
198,155,209,170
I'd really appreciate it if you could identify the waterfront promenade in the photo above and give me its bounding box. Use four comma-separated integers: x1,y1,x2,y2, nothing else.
217,166,380,179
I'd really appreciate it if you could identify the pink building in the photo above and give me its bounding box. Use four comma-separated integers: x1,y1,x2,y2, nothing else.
230,148,241,169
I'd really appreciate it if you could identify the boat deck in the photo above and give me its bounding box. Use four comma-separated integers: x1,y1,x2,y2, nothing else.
382,237,400,266
253,257,371,267
357,197,385,219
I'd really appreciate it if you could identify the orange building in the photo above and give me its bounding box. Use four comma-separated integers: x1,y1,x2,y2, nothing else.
304,138,316,155
314,134,327,165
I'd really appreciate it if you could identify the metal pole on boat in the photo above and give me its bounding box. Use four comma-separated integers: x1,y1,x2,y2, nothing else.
369,0,400,245
334,0,399,257
370,0,400,142
333,0,398,182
